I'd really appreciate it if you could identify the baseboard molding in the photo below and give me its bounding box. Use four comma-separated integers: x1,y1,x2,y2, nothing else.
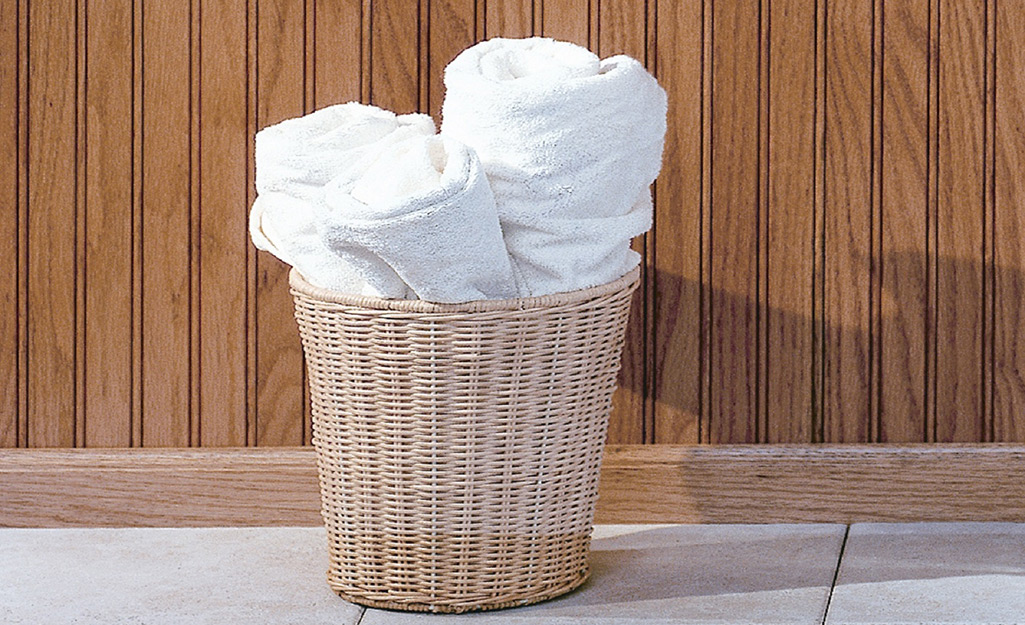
3,444,1024,527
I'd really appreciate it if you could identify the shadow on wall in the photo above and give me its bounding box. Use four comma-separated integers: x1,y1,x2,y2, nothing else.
621,251,1025,444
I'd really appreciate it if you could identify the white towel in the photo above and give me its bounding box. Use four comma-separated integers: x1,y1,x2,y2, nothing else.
251,102,434,296
250,192,409,295
441,37,667,296
317,134,520,303
255,102,436,201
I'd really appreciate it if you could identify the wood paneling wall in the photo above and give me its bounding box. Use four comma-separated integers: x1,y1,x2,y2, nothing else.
2,0,1024,448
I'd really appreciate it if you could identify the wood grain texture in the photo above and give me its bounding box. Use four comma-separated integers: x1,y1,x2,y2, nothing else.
0,0,20,447
369,0,420,113
600,0,648,444
131,0,144,447
936,0,986,442
255,0,307,447
710,0,761,443
485,0,533,38
823,0,874,442
651,0,702,444
198,0,249,446
541,0,590,47
27,0,77,447
6,0,1025,449
767,0,816,443
994,1,1025,442
0,448,321,527
879,0,929,442
313,0,362,107
84,0,134,447
141,0,192,446
596,444,1025,523
6,445,1025,526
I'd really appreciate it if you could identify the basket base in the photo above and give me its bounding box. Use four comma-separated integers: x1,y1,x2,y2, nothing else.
329,566,590,614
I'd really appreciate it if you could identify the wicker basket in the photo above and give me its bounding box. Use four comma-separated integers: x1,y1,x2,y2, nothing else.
289,266,640,613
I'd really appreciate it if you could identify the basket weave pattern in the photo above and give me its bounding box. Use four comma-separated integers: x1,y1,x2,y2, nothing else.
290,267,640,613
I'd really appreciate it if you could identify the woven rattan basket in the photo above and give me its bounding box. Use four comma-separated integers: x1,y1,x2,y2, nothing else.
290,266,640,613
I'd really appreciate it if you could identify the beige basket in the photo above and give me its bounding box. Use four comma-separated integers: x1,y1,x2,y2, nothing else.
290,266,640,613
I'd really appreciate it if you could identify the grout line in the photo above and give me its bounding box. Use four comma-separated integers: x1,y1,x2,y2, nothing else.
355,606,368,624
821,524,850,625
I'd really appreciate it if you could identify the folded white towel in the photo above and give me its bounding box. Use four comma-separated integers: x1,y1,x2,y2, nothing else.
317,134,520,303
251,102,434,296
441,37,666,296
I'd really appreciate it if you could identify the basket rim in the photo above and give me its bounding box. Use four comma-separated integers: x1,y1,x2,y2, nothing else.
289,265,640,313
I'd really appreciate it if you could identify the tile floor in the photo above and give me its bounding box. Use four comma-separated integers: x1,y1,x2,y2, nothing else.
1,524,1023,624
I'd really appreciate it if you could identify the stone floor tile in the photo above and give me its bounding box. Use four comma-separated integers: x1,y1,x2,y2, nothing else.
825,523,1025,625
360,523,847,625
0,527,363,625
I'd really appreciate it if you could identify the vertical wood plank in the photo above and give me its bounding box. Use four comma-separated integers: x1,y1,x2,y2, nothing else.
766,0,816,443
313,0,362,106
756,0,770,446
936,0,985,442
27,0,77,447
16,0,28,448
983,0,996,443
255,0,307,447
879,0,929,442
369,0,420,114
598,0,647,444
542,0,590,48
823,0,874,442
141,0,192,447
700,0,714,442
199,0,249,446
0,0,20,447
709,0,760,443
246,0,258,447
485,0,532,38
651,0,702,444
994,0,1025,442
83,0,133,447
75,0,87,449
131,0,143,447
812,0,827,442
598,0,644,56
429,0,477,121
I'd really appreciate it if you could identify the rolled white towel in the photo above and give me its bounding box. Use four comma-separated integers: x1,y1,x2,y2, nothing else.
442,37,666,296
317,134,519,303
250,192,410,296
255,102,436,202
250,102,434,297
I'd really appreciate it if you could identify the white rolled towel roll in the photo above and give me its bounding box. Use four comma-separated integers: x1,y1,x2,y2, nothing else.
255,102,436,201
317,134,519,303
250,102,434,295
442,37,667,296
250,192,409,296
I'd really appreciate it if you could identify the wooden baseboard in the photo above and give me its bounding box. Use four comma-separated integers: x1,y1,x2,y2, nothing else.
3,444,1024,527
